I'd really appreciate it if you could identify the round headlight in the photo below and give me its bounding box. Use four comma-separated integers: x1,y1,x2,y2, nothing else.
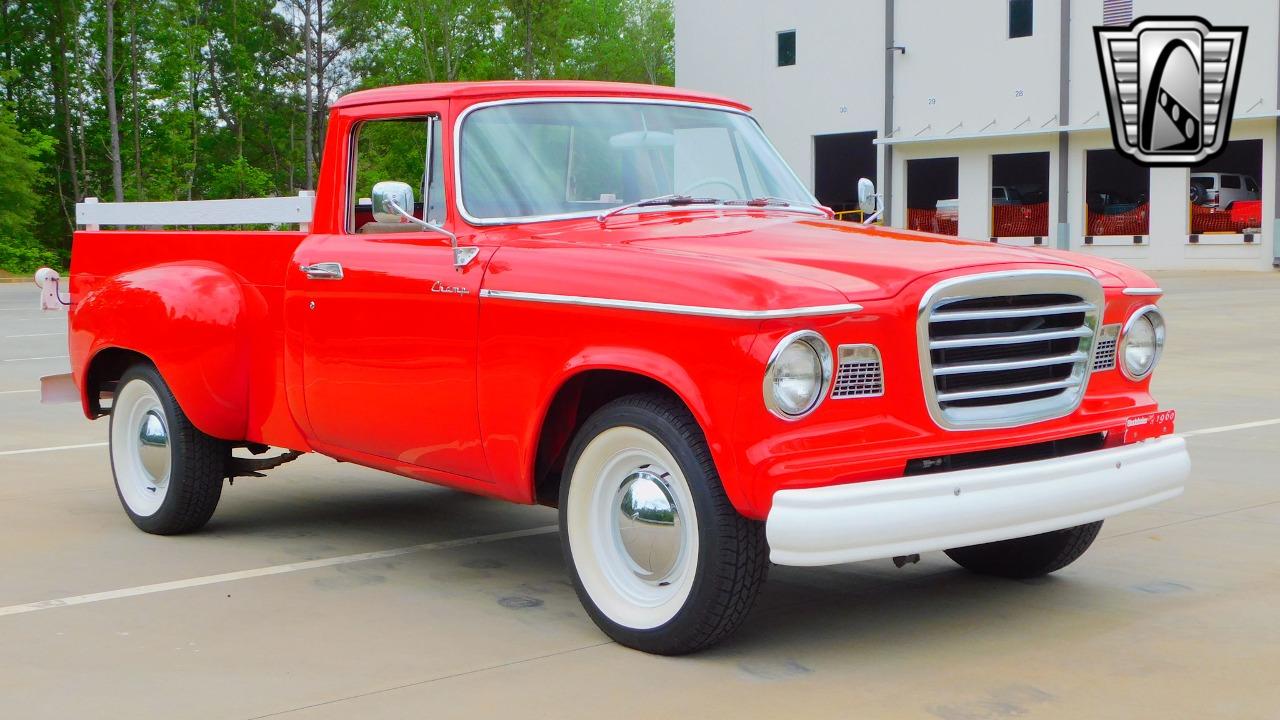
1120,306,1166,380
763,331,832,418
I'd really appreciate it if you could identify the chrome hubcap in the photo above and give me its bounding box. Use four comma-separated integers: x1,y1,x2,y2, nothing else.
614,469,682,582
136,408,170,489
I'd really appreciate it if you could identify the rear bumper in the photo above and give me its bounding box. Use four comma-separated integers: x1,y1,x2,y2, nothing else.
766,436,1189,567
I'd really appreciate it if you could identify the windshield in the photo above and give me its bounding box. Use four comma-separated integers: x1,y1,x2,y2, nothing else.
459,101,816,221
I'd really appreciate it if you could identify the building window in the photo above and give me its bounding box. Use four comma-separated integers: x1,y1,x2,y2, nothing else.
777,30,796,66
1009,0,1033,38
907,157,960,236
1189,139,1263,235
991,152,1049,238
1085,149,1149,237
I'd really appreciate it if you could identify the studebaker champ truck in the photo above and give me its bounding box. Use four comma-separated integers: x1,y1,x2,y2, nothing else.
42,80,1188,655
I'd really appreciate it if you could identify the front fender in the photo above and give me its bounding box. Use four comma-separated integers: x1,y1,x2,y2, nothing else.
483,340,751,509
560,347,747,504
71,263,252,440
561,346,714,423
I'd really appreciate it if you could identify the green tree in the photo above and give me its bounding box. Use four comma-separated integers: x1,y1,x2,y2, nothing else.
0,109,59,273
0,0,677,265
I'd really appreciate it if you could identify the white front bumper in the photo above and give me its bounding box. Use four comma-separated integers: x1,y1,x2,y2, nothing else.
767,436,1189,567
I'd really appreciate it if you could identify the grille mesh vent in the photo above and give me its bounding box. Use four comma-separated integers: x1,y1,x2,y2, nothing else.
832,345,884,398
1093,324,1120,371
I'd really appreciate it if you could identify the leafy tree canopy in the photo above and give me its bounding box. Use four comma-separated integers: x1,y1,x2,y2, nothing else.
0,0,675,272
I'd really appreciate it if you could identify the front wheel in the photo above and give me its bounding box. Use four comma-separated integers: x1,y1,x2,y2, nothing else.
559,394,768,655
109,364,229,535
945,521,1103,579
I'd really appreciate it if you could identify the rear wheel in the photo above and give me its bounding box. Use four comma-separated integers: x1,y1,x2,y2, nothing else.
559,393,768,655
109,364,228,534
945,521,1103,579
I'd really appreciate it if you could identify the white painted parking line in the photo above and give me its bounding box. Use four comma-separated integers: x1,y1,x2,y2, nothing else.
4,332,64,338
0,525,559,618
1181,417,1280,438
0,442,106,457
2,355,69,362
0,389,38,395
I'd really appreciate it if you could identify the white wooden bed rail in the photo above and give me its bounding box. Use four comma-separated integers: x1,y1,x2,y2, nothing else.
75,191,316,231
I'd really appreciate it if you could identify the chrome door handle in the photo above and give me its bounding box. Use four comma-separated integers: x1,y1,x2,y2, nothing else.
300,262,343,280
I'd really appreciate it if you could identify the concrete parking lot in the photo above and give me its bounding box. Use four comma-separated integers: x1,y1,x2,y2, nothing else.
0,272,1277,719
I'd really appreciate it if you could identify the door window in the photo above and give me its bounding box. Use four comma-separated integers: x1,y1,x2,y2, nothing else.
349,116,446,233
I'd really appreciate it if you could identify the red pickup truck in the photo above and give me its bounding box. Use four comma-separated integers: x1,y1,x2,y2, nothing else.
43,80,1188,655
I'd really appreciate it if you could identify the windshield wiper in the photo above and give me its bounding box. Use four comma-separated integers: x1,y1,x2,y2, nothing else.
597,194,722,223
724,196,826,214
724,196,790,207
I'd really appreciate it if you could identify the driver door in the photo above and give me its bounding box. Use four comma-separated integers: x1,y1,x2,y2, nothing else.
290,110,491,481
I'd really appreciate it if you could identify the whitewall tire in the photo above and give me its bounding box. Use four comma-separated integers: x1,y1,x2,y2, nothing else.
109,364,228,534
559,393,768,655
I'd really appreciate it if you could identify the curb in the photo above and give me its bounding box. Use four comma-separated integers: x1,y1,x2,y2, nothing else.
0,278,34,284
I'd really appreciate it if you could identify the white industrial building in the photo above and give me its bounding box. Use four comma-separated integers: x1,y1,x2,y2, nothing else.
675,0,1280,270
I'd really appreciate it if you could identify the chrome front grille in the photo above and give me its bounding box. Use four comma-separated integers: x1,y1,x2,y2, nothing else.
831,344,884,398
917,272,1104,430
1093,324,1120,371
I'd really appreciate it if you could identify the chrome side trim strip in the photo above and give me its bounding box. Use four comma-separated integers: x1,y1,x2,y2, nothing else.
1122,287,1164,296
478,289,862,319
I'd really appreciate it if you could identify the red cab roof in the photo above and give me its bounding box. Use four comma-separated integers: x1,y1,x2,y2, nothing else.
332,80,750,111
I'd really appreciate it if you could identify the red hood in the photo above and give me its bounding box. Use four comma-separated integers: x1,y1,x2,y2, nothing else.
483,210,1151,312
527,211,1131,302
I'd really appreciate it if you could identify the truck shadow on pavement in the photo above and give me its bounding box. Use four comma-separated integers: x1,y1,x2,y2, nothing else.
203,479,555,543
182,477,1129,666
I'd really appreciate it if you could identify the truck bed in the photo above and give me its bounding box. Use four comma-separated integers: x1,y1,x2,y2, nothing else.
69,230,311,449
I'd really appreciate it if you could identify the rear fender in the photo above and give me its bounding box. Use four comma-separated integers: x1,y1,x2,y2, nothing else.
72,263,253,441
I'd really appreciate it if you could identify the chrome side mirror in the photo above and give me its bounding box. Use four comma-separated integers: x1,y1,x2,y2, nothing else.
857,178,877,214
370,180,478,270
857,177,883,223
371,181,416,224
